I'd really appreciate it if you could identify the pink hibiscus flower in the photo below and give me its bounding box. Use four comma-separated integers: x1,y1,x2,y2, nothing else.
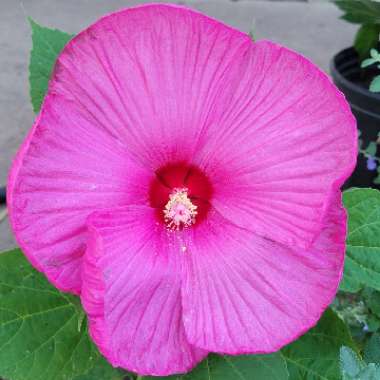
8,3,357,376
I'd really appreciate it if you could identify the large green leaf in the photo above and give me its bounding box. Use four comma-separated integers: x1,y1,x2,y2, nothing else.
341,188,380,292
1,249,316,380
334,0,380,25
282,308,357,380
0,248,125,380
354,24,380,60
29,19,73,113
73,356,126,380
145,352,289,380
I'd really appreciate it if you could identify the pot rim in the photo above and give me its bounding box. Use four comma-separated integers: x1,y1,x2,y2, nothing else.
330,46,380,102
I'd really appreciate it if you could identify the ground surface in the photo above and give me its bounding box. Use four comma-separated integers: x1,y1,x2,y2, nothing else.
0,0,356,250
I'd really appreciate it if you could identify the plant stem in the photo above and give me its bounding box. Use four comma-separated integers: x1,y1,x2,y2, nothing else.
136,376,144,380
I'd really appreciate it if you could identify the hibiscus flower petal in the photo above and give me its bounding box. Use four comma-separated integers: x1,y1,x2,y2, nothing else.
81,205,207,376
194,40,357,248
7,108,152,294
44,4,252,169
181,193,345,354
8,4,255,293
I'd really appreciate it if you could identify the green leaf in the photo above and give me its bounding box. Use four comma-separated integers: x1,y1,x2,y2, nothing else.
340,346,380,380
282,308,357,380
369,75,380,93
340,346,364,378
364,334,380,364
72,356,126,380
361,58,377,68
361,364,380,379
374,168,380,185
370,48,380,59
363,288,380,317
29,18,73,113
366,315,380,333
334,0,380,24
0,248,124,380
144,353,289,380
365,141,377,157
341,188,380,293
355,24,380,60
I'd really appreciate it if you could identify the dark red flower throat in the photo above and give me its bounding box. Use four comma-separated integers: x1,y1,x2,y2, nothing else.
149,162,212,229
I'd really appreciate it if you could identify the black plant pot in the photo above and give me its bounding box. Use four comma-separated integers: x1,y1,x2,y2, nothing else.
0,186,5,205
330,47,380,189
